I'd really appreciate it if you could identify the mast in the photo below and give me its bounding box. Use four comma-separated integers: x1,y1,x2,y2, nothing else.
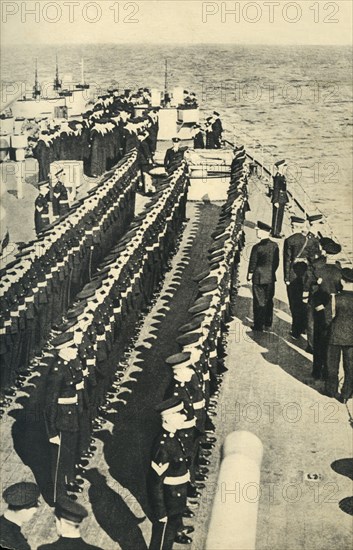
54,55,62,91
33,58,41,98
81,58,85,85
164,59,168,97
163,59,170,105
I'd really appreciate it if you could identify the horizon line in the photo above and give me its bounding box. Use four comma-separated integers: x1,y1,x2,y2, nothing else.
2,41,352,47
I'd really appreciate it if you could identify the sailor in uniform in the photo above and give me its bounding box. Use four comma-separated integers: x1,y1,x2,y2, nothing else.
34,182,51,235
307,242,342,379
271,160,288,238
147,397,191,550
211,111,223,148
37,498,103,550
44,335,84,503
205,118,216,149
325,268,353,402
0,482,40,550
302,214,324,352
192,124,204,149
283,216,310,338
164,137,185,174
52,169,70,217
247,221,279,331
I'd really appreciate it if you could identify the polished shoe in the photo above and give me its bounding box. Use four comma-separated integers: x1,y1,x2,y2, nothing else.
182,508,195,519
81,451,94,459
77,459,89,468
198,457,210,466
194,482,205,489
201,442,214,450
174,533,192,544
75,467,86,476
195,472,208,482
4,388,16,397
205,436,216,443
89,445,97,452
92,422,102,430
75,477,84,485
200,449,212,457
197,466,209,474
65,482,83,493
186,499,199,509
67,493,78,501
179,526,195,535
187,486,201,499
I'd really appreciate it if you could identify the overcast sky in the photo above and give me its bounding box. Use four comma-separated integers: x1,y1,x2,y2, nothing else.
1,0,352,46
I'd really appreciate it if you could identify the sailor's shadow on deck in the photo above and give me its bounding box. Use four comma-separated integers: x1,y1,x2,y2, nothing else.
331,458,353,517
10,384,53,504
84,467,148,550
232,292,322,392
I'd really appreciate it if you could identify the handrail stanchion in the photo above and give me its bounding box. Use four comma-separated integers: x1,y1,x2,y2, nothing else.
205,431,263,550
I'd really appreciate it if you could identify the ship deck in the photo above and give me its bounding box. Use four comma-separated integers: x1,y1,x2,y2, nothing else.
0,173,352,550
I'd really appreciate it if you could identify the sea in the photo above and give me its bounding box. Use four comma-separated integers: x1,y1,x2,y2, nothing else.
1,44,352,258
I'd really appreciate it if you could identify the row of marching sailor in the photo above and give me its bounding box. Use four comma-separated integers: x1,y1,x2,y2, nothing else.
0,154,139,417
147,147,248,550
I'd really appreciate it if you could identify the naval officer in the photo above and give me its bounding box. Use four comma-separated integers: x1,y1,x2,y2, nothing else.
38,498,103,550
34,183,51,235
164,137,185,174
271,160,288,238
147,397,191,550
192,124,204,149
325,267,353,402
52,170,70,217
0,482,40,550
283,216,310,338
247,221,279,331
211,111,223,148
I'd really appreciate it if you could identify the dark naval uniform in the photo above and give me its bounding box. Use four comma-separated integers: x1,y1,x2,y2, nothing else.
164,147,185,174
38,498,103,550
310,259,342,378
271,172,288,237
38,537,103,550
212,116,223,148
0,516,30,550
44,347,82,502
35,192,50,234
326,285,353,401
147,429,190,550
193,130,204,149
283,229,321,338
52,180,69,217
0,482,40,550
248,235,279,331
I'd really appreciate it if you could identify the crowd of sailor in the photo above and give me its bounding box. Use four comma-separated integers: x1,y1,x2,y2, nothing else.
0,152,139,408
0,143,248,550
246,159,353,404
28,87,159,182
